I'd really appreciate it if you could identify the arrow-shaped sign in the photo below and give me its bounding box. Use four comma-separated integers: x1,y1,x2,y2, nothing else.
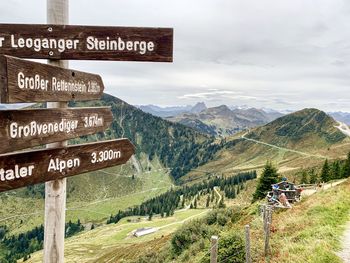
0,107,113,154
0,139,135,192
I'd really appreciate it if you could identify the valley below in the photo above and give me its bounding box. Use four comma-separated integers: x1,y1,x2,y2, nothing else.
1,97,350,263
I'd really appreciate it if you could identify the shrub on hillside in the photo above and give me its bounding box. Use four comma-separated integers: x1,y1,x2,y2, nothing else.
171,220,211,255
200,231,245,263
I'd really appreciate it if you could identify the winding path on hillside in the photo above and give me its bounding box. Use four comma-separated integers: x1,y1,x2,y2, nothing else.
240,132,327,159
338,222,350,263
335,125,350,263
157,209,208,230
335,121,350,137
214,186,222,205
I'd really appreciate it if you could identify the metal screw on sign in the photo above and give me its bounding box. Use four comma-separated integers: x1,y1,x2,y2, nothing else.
49,51,54,56
48,27,53,32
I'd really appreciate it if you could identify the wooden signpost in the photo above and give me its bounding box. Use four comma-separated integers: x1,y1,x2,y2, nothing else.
0,139,135,192
0,0,174,261
0,107,113,154
0,55,104,103
0,24,173,62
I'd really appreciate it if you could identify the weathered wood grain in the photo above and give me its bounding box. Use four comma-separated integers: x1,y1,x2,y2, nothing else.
0,24,173,62
0,107,113,154
44,2,69,262
0,138,135,192
0,55,104,103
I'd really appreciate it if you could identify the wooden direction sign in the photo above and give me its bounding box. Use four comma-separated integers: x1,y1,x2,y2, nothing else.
0,55,104,103
0,107,113,154
0,138,135,192
0,24,173,62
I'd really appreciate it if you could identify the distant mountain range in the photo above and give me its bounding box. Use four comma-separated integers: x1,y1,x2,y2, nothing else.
167,105,285,136
329,112,350,125
138,102,283,136
137,103,350,136
137,104,192,118
137,102,209,118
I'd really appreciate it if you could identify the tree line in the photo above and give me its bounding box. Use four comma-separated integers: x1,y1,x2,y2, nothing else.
0,220,84,263
299,152,350,184
107,171,257,224
319,152,350,182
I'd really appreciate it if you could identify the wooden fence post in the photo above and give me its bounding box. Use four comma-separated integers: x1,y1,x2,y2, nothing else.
210,235,219,263
263,205,267,233
264,206,272,257
245,225,251,263
264,222,271,256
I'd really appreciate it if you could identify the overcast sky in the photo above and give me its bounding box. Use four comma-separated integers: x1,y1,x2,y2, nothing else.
1,0,350,112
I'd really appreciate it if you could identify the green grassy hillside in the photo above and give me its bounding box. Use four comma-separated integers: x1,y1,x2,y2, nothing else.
0,155,172,236
25,209,209,263
0,93,223,234
245,179,350,263
247,108,346,149
182,109,350,183
71,94,223,181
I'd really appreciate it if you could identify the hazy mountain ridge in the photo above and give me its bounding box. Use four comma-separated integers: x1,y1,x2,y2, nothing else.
190,102,207,113
166,104,283,137
137,104,193,118
329,111,350,125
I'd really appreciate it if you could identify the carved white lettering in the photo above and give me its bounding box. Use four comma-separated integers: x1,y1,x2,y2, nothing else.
0,165,34,182
47,158,80,173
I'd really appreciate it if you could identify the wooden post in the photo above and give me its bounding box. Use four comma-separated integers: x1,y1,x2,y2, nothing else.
268,206,272,226
44,0,68,262
210,235,219,263
264,206,272,257
262,205,267,234
264,222,270,256
245,225,251,263
262,204,266,221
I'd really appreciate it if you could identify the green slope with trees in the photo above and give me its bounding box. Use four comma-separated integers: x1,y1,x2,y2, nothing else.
71,93,223,181
246,108,346,148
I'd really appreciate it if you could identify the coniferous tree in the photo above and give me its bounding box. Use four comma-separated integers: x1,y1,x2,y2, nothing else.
252,162,279,202
342,152,350,178
194,198,197,209
332,161,341,179
309,168,318,184
321,159,331,182
300,171,308,184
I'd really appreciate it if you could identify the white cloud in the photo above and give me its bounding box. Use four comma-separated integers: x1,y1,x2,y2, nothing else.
0,0,349,111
